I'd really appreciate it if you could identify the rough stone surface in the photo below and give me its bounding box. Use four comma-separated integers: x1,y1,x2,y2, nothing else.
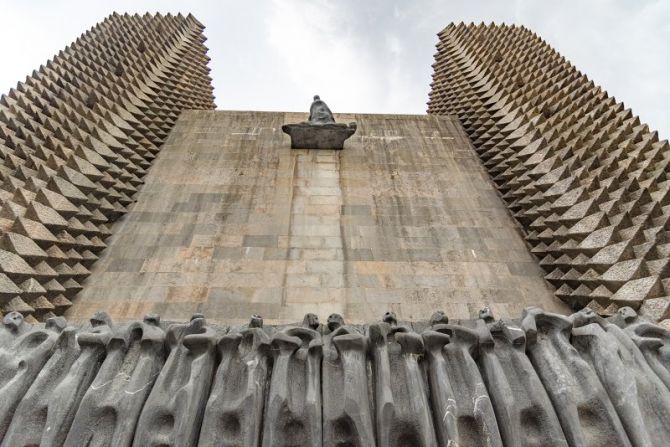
1,15,668,445
0,306,668,446
67,111,568,325
428,23,670,319
521,307,632,446
639,296,670,321
0,13,215,320
572,307,670,446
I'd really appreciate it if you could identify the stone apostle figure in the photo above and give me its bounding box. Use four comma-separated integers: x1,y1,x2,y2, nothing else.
282,94,356,149
308,95,336,124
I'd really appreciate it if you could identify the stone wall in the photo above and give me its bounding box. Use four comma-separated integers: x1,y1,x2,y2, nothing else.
428,23,670,322
0,13,215,322
66,111,567,325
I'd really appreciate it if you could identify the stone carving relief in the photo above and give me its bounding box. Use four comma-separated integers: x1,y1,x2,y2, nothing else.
64,314,166,447
0,308,670,445
262,313,323,446
2,323,79,446
0,312,65,440
199,314,272,447
322,313,375,446
422,310,502,447
613,306,670,389
571,307,670,446
369,311,436,447
133,314,217,447
477,307,567,446
521,307,631,446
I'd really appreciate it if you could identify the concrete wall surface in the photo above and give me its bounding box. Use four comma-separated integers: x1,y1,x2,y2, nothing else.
66,110,568,324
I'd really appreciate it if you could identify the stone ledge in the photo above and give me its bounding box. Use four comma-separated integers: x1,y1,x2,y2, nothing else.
281,122,357,149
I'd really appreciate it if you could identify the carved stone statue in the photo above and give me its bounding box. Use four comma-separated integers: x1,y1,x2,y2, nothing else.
0,311,30,346
282,95,357,149
133,313,218,447
369,311,437,447
64,314,166,447
2,325,79,447
521,307,631,446
477,308,567,446
571,307,670,446
611,307,670,389
262,313,323,446
308,95,335,124
0,314,66,440
37,311,114,446
199,314,272,447
322,313,374,446
421,310,503,447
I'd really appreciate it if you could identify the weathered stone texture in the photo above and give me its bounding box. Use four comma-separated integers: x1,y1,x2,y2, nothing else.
0,13,215,322
0,306,669,446
66,111,568,324
428,23,670,320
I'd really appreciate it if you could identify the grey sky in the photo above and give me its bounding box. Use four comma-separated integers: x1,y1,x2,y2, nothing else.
1,0,668,137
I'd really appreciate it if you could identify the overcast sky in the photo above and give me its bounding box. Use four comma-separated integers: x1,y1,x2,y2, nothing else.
1,0,668,137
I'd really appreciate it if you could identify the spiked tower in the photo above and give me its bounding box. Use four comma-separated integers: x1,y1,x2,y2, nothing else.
0,13,215,321
429,23,670,322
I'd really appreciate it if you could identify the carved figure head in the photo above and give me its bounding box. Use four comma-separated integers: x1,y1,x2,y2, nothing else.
302,313,320,330
45,316,66,332
2,311,24,332
90,311,112,328
327,313,344,331
572,307,597,327
617,306,638,323
187,313,207,332
144,314,161,326
382,311,397,326
479,306,495,323
430,310,448,326
249,314,263,328
308,94,335,124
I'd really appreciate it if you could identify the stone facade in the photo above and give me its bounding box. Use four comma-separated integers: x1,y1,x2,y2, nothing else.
0,13,215,322
428,23,670,321
1,13,670,447
65,111,567,325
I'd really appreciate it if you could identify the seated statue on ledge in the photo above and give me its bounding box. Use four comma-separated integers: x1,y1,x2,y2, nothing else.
308,95,336,124
282,95,357,149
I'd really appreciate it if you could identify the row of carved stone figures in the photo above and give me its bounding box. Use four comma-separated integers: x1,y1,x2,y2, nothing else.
0,306,669,446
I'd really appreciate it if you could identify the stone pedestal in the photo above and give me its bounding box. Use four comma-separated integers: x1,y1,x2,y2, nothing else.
282,122,357,149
